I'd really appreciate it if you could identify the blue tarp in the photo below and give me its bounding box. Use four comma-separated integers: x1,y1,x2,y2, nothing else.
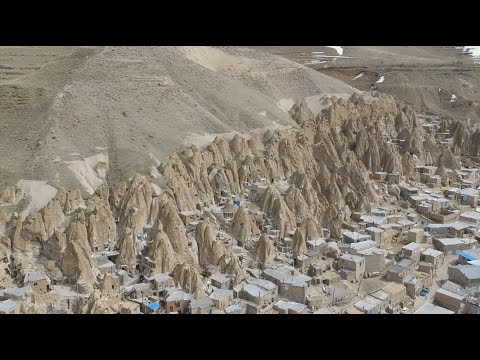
234,200,240,206
147,302,160,311
458,251,478,261
419,289,429,296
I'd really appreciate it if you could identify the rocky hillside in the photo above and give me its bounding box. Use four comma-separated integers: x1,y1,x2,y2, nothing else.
1,89,463,311
0,46,356,192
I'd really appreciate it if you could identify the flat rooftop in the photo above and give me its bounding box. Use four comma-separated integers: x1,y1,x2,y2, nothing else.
209,288,232,301
414,303,454,314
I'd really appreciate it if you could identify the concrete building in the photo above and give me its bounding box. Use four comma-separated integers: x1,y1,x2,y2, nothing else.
357,247,388,275
387,172,400,185
435,286,466,313
0,286,30,301
459,211,480,225
385,258,415,283
165,289,192,314
338,254,365,282
353,296,384,314
360,215,386,228
365,227,385,244
190,297,214,314
401,243,422,262
224,301,248,314
273,300,307,314
407,228,424,244
0,299,21,314
458,188,479,207
124,283,151,300
306,238,327,251
447,221,473,238
209,273,233,290
414,303,455,314
322,271,340,285
382,282,407,308
465,297,480,314
397,219,415,232
434,238,477,255
418,262,434,274
178,210,199,227
149,274,174,296
370,289,391,308
261,267,309,303
342,231,371,244
403,275,423,299
295,251,320,271
348,240,376,255
234,280,278,307
23,272,50,294
458,249,480,264
448,265,480,287
308,261,326,277
427,224,451,237
209,288,233,310
94,257,116,274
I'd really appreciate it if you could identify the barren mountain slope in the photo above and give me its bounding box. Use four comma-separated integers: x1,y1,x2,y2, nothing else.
253,46,480,122
0,46,356,193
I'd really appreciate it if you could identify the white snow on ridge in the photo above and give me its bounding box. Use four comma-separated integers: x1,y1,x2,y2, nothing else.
326,46,344,56
312,51,324,54
376,75,385,83
463,46,480,59
353,72,364,80
460,46,480,64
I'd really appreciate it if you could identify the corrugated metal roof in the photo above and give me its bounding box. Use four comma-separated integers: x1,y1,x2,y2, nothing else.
459,251,477,261
147,302,159,311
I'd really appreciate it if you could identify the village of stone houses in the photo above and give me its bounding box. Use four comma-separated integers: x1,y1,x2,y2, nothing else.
1,46,480,315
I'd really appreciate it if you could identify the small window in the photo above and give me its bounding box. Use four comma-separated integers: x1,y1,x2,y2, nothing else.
112,285,115,290
34,282,37,286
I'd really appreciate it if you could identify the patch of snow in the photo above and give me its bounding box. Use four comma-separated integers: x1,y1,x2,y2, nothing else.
258,111,267,117
326,46,344,56
353,72,364,80
312,51,325,54
376,76,385,83
439,88,441,92
463,46,480,63
450,94,457,103
309,55,354,59
17,180,58,218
